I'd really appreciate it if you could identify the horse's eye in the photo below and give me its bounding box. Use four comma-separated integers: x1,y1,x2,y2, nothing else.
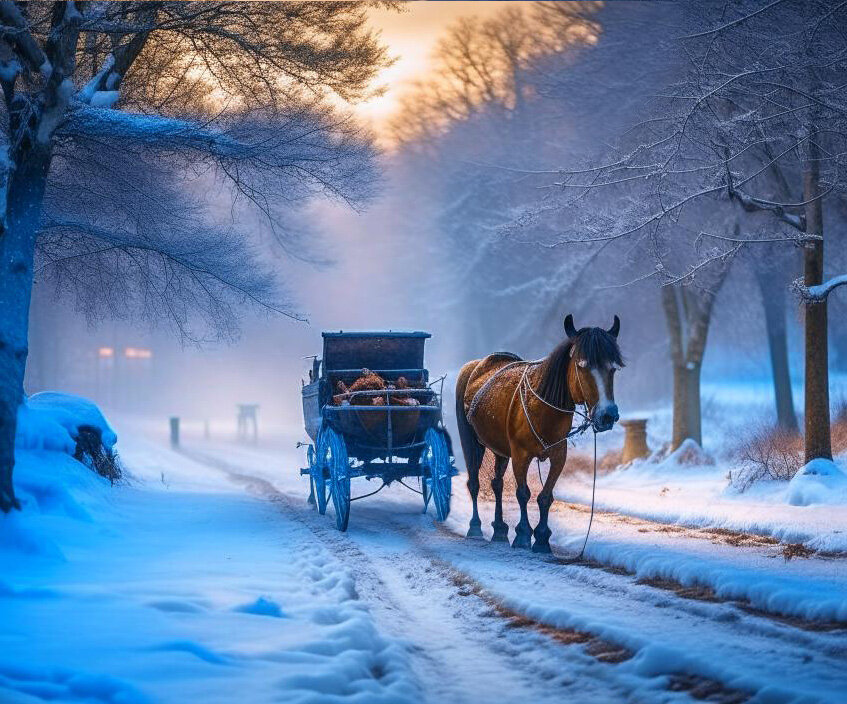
577,359,588,369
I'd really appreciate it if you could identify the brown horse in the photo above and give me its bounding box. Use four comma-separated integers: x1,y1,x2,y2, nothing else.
455,314,623,552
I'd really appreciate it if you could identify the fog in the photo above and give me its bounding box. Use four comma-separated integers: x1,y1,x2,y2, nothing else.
23,0,847,444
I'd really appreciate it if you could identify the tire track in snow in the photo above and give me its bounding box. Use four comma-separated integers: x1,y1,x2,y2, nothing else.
180,447,641,703
181,446,761,704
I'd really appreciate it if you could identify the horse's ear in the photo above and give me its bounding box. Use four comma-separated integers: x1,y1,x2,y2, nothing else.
608,315,620,338
564,314,577,339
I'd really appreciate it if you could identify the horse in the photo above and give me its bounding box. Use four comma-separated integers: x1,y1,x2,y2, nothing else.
454,314,623,553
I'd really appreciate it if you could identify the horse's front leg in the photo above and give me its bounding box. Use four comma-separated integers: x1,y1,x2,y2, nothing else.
491,454,509,542
532,447,567,554
511,453,532,549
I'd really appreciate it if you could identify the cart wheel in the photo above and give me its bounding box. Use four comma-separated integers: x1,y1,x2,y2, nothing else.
421,474,431,514
308,443,328,515
422,428,452,521
320,427,350,531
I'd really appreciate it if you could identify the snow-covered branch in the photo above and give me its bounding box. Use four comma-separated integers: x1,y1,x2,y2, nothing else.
794,274,847,303
0,0,49,77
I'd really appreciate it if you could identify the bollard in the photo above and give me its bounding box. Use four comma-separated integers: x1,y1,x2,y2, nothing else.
170,416,180,448
620,418,649,465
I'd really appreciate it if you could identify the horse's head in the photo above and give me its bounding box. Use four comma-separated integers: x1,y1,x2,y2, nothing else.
564,314,624,433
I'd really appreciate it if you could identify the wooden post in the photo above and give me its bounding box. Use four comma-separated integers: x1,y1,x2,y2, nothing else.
169,416,180,448
620,419,650,465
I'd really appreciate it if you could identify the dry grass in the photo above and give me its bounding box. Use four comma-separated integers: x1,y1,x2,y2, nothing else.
731,404,847,493
830,398,847,454
731,425,802,492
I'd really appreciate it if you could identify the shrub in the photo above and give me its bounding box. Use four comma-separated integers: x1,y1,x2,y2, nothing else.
831,397,847,455
74,425,123,484
731,425,802,492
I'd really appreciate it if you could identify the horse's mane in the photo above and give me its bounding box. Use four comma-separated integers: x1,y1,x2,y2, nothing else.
537,328,624,408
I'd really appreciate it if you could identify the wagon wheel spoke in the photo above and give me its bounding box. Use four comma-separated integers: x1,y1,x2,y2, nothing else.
321,427,350,531
309,441,328,515
423,428,452,521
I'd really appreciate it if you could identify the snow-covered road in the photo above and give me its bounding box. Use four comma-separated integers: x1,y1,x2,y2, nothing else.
4,425,846,703
179,437,847,704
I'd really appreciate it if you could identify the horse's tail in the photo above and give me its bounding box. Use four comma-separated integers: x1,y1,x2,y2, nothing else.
455,361,486,476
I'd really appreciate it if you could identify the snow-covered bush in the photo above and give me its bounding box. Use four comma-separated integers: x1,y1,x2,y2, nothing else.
731,426,802,492
16,393,121,483
787,459,847,507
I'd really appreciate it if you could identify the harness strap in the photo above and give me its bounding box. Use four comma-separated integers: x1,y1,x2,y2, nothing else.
466,359,532,420
517,365,591,453
467,359,593,455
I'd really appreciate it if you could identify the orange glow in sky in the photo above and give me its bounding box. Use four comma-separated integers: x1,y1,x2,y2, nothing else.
360,1,527,132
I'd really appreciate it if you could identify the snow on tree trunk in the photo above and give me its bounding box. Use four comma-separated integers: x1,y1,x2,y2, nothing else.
802,135,831,463
0,149,52,512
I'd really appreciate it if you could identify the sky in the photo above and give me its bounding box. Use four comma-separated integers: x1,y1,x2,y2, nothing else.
358,1,527,133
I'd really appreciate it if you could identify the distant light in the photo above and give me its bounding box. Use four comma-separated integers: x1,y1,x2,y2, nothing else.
125,347,153,359
98,347,114,358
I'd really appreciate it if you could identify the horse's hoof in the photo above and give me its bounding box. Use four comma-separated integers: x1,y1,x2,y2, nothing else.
491,521,509,542
467,525,484,539
512,535,532,550
532,540,552,554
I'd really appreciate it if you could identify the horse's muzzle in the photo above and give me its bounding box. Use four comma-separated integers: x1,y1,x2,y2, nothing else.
593,404,619,433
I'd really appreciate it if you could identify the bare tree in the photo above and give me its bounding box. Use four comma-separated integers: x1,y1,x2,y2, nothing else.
389,2,599,144
0,1,393,512
529,1,846,460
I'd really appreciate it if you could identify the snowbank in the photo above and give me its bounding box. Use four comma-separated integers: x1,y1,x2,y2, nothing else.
16,392,117,453
0,431,419,704
787,458,847,506
581,537,847,624
560,446,847,552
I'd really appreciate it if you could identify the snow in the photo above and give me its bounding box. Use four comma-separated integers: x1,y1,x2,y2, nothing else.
805,273,847,301
1,420,418,703
185,433,847,703
3,399,847,702
16,392,117,453
787,458,847,506
89,90,120,109
561,451,847,553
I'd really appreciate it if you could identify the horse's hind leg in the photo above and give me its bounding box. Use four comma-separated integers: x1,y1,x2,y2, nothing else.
466,455,484,538
491,455,509,542
456,366,485,538
511,453,532,549
533,448,567,554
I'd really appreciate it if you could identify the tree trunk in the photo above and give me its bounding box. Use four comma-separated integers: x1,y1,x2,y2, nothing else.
753,262,798,431
672,362,702,448
803,133,831,462
662,276,725,451
0,149,52,512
